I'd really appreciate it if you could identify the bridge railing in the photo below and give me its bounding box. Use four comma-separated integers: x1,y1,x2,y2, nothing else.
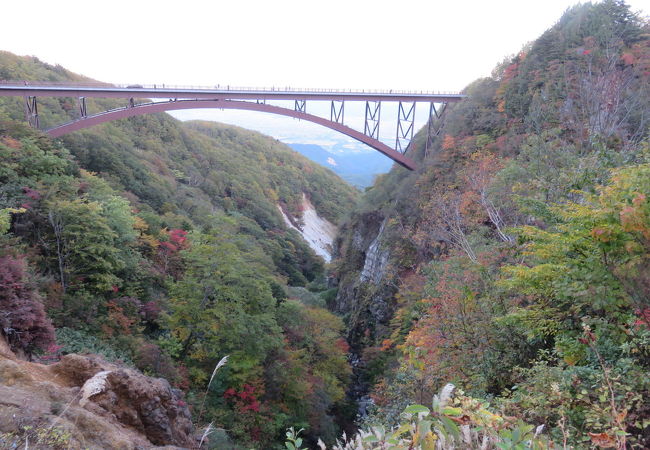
0,80,461,96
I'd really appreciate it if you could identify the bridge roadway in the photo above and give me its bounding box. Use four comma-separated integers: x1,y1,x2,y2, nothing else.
0,82,463,102
0,82,466,170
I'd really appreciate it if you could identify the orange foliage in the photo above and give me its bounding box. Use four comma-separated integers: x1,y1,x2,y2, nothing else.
335,338,350,353
619,193,650,240
627,40,650,76
621,52,635,66
441,134,456,151
459,190,484,224
380,339,393,351
465,151,504,193
106,300,136,336
502,62,519,82
402,257,492,389
1,136,21,149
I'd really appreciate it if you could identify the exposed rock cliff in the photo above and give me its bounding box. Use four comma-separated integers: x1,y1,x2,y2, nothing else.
332,211,398,352
359,218,390,284
0,340,194,449
328,210,402,419
279,193,337,262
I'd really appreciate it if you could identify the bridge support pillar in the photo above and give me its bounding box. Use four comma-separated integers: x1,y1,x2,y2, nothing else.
24,96,39,129
330,100,344,124
78,97,87,119
396,101,415,154
294,100,306,113
364,101,381,139
424,102,448,156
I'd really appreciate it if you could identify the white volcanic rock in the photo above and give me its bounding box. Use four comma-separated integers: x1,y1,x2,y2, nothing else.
278,193,337,262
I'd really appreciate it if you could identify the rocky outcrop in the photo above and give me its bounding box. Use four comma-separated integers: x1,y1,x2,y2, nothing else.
359,218,389,284
279,193,337,262
329,211,400,418
0,348,194,449
89,367,192,446
332,211,397,352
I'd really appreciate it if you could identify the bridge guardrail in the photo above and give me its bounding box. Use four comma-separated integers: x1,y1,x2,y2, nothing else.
0,80,462,96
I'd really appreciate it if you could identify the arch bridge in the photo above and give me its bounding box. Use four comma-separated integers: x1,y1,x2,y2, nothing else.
0,83,465,170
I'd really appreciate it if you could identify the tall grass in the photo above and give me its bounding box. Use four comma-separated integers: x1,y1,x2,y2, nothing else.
196,354,228,445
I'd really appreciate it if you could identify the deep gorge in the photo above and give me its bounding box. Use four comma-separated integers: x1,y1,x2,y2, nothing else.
1,1,649,448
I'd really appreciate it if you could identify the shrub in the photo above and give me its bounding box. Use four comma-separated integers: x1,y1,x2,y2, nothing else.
55,327,133,365
0,254,55,355
290,384,551,449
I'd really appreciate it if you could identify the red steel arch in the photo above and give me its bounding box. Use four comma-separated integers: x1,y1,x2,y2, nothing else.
47,99,417,170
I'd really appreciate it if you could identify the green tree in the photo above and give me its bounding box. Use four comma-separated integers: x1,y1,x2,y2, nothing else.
45,198,123,297
167,230,282,383
499,163,650,445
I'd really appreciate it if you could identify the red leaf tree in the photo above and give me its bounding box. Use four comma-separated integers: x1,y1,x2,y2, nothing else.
0,254,55,355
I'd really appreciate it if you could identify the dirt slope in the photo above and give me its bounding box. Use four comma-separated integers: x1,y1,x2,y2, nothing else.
0,338,194,449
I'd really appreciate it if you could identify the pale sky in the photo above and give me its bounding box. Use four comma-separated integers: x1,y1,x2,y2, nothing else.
1,0,647,154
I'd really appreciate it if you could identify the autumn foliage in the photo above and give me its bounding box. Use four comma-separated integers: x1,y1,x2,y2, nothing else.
332,2,650,447
0,254,55,354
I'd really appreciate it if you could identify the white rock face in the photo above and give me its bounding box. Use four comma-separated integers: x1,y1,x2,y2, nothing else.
79,370,111,407
278,193,337,262
360,219,389,284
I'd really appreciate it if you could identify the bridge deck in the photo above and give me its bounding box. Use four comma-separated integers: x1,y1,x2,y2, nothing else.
0,82,464,103
1,82,466,171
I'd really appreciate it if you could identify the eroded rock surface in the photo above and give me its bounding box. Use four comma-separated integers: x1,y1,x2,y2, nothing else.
0,348,194,449
91,368,192,446
279,193,337,262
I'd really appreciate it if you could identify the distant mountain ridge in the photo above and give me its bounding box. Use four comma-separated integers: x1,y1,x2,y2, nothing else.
288,143,394,189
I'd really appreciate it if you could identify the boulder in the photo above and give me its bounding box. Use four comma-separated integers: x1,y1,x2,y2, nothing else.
0,347,194,449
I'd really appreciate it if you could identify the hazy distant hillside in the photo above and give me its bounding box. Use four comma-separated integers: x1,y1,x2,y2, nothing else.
289,143,394,189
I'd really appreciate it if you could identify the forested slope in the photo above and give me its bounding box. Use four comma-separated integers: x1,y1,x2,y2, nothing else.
331,1,649,447
0,51,358,448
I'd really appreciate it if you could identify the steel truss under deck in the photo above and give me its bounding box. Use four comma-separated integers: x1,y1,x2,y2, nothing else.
0,83,465,170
